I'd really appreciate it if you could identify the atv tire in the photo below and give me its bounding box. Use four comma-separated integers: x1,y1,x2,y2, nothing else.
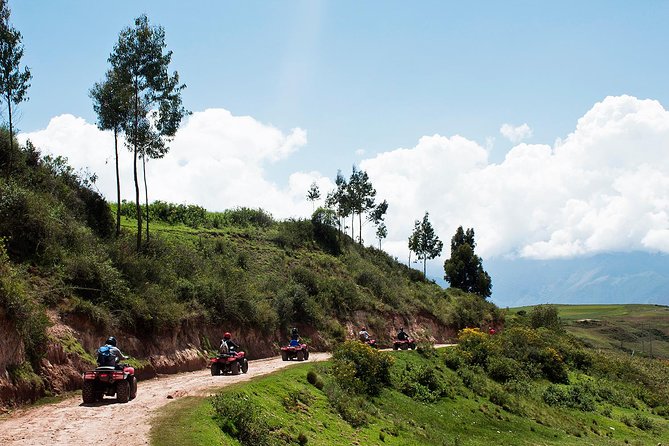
281,351,288,361
241,358,249,374
401,343,409,350
304,350,309,360
231,361,240,375
116,380,130,403
296,350,305,361
393,343,399,350
129,376,137,400
82,380,96,404
211,363,220,376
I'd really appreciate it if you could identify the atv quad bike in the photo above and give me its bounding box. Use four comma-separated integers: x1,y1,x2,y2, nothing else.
280,343,310,361
393,338,417,350
82,364,137,404
363,338,378,349
210,351,249,375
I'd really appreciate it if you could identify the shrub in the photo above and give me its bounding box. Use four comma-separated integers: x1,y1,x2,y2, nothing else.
395,363,445,402
486,356,522,383
331,340,394,395
542,383,595,411
210,391,273,446
529,304,562,331
323,381,370,427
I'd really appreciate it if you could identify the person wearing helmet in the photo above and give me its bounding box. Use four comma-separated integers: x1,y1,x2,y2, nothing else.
358,327,370,342
220,332,240,355
97,336,127,368
397,327,409,341
289,327,301,347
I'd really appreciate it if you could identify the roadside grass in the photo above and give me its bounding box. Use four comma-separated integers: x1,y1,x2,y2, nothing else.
150,351,669,445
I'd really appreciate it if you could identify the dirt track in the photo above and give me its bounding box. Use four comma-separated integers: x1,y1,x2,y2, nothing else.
0,352,331,446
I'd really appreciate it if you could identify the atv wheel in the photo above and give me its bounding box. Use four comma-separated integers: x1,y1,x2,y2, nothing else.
116,380,130,403
393,344,399,350
241,358,249,374
129,376,137,400
82,380,96,404
231,361,240,375
401,343,409,350
296,350,305,361
409,343,416,350
304,350,309,360
281,351,288,361
94,391,104,402
211,363,220,376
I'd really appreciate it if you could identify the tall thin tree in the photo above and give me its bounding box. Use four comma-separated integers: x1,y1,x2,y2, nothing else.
108,15,188,250
0,0,31,162
90,69,132,236
409,212,443,277
307,181,320,211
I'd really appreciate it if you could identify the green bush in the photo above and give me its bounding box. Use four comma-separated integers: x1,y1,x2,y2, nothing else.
395,363,445,402
542,382,595,411
529,304,562,331
486,355,522,383
331,340,394,396
210,391,273,446
323,381,370,427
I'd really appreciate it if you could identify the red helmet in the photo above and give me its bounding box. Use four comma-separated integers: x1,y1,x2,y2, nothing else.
223,332,231,340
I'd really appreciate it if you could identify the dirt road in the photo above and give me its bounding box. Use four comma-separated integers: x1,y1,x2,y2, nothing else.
0,352,331,446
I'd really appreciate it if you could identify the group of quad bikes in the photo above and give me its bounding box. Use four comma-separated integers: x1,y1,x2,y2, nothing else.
80,329,414,404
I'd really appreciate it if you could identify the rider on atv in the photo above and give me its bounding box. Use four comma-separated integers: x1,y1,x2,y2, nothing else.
397,327,409,341
289,327,301,346
97,336,127,368
220,332,241,355
358,327,370,342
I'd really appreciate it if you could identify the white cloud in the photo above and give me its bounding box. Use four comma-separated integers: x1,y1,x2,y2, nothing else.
19,109,325,219
500,123,533,143
361,95,669,261
19,95,669,264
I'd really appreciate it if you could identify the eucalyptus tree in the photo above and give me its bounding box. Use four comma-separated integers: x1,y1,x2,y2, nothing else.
108,15,188,250
90,69,132,236
0,0,31,159
408,212,443,277
307,181,320,211
347,166,376,244
368,199,388,248
325,170,351,238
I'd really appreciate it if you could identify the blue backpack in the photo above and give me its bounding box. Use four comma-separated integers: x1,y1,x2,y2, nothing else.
97,345,115,366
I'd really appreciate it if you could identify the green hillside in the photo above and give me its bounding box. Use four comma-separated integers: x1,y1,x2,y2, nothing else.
151,331,669,446
0,131,499,405
509,304,669,359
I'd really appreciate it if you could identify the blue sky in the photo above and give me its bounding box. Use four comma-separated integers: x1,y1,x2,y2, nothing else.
13,1,669,170
9,1,669,304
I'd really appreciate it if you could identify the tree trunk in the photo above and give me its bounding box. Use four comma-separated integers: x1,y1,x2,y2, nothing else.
142,153,149,243
358,212,362,244
114,128,121,237
134,147,141,251
133,82,142,251
6,92,13,172
351,214,355,242
423,257,427,277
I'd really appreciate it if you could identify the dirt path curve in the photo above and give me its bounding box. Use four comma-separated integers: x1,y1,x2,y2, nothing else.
0,344,453,446
0,352,331,446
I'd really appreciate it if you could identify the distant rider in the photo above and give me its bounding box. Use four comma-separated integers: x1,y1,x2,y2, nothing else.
220,332,241,355
97,336,126,368
289,327,300,347
358,327,370,342
397,327,409,341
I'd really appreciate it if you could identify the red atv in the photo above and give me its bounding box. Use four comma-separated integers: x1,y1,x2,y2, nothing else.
210,351,249,375
280,343,310,361
393,338,417,350
82,365,137,404
363,338,378,349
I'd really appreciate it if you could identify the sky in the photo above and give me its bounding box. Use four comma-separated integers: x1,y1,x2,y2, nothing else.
7,1,669,302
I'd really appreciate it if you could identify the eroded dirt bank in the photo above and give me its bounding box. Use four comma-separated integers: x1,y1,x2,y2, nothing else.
0,352,331,446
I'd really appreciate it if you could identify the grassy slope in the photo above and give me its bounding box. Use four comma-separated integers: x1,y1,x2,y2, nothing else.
151,350,669,446
510,304,669,359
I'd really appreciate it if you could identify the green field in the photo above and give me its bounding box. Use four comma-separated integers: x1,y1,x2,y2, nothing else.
509,304,669,359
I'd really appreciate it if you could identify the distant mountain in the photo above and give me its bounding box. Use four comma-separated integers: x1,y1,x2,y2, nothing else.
484,252,669,308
